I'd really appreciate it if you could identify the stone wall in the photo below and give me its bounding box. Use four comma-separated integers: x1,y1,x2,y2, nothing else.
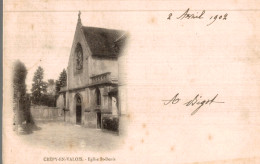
90,57,118,77
31,105,62,121
67,22,91,90
65,87,112,128
118,86,127,115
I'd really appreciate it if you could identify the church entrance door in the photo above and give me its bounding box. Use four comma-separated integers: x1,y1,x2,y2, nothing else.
76,105,81,124
75,94,82,125
97,112,101,129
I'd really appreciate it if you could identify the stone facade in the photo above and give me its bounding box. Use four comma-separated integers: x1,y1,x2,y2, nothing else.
58,13,127,129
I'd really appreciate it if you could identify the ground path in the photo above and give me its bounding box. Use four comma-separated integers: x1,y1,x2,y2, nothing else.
19,120,124,152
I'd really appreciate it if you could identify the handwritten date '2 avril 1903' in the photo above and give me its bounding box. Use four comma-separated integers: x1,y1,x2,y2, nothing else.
167,8,228,26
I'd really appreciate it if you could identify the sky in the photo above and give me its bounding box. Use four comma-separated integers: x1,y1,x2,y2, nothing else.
4,11,132,92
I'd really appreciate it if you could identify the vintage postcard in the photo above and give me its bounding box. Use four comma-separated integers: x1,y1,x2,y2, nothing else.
3,0,260,163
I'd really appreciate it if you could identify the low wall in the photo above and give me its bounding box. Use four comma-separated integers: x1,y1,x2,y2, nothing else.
31,105,63,121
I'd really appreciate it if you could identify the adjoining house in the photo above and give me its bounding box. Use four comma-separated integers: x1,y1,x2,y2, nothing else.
56,12,128,130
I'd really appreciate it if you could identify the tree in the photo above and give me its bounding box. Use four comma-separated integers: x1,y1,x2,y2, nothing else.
13,60,27,125
13,60,35,132
48,79,55,85
59,69,67,87
39,79,56,107
47,79,56,95
55,69,67,94
13,60,27,102
31,66,47,104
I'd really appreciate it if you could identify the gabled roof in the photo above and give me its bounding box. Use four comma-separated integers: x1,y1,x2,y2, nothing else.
81,26,127,57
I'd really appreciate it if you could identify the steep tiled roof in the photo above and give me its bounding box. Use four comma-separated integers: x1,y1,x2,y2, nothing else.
81,26,127,57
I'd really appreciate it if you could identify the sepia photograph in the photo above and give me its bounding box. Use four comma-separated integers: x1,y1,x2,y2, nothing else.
3,0,260,163
9,11,129,151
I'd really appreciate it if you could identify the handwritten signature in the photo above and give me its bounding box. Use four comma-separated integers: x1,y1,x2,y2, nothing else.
162,93,225,115
167,8,228,26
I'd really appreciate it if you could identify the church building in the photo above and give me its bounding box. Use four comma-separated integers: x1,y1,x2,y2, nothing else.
57,12,127,130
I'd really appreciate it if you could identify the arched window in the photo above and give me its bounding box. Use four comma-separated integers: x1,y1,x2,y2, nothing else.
76,94,81,106
75,43,83,71
95,88,101,105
